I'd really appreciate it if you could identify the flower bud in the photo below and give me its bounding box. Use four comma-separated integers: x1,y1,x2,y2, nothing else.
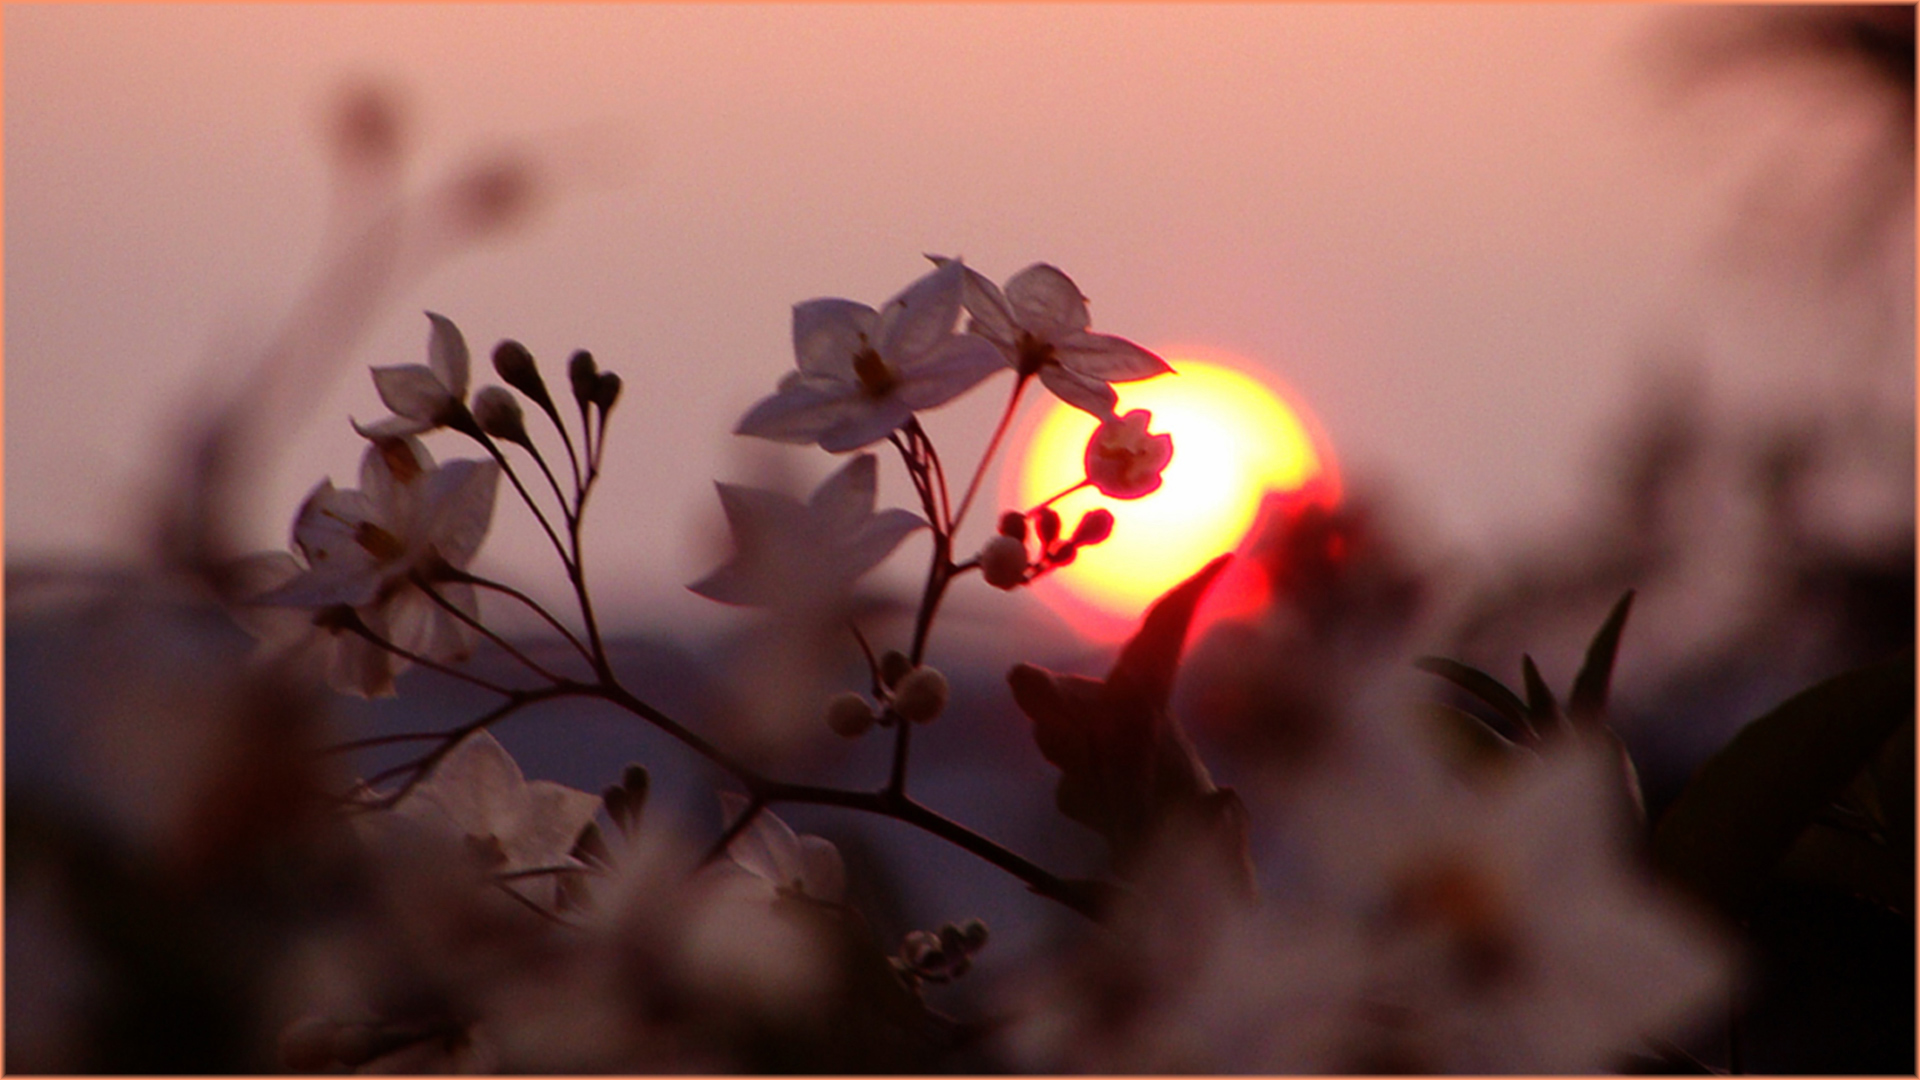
892,666,949,725
879,649,913,689
1034,506,1061,546
472,385,529,445
593,370,623,413
957,917,989,950
568,349,599,409
1085,408,1174,499
825,691,877,738
979,534,1028,589
492,339,555,411
997,510,1028,541
1071,507,1115,546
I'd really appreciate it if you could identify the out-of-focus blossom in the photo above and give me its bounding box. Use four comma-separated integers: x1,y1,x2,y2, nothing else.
1084,408,1174,499
951,260,1171,420
689,453,924,610
735,261,1005,451
245,434,500,696
356,312,474,438
718,794,846,903
1343,740,1734,1073
390,730,603,887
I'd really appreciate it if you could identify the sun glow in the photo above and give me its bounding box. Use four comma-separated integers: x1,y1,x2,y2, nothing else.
1009,357,1336,638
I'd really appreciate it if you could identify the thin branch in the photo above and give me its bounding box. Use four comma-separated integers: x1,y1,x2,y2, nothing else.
412,571,566,683
699,795,767,868
339,615,519,697
447,568,593,666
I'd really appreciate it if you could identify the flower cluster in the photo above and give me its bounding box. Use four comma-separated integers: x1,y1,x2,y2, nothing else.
189,260,1760,1075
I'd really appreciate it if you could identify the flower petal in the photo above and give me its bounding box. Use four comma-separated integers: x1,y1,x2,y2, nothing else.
422,458,501,569
841,508,928,579
515,779,604,871
424,311,471,399
1005,263,1091,338
792,299,876,378
329,629,398,698
807,453,881,537
796,834,846,901
894,334,1007,411
735,377,869,445
1038,364,1121,420
372,364,455,422
874,259,965,365
953,261,1020,348
403,730,528,843
817,397,915,453
1056,331,1173,383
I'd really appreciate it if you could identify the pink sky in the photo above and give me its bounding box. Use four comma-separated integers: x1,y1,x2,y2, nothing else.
8,4,1903,636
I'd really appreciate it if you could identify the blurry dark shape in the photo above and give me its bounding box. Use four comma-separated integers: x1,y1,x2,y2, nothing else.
443,154,540,239
153,80,558,582
327,79,408,173
1183,491,1429,770
1649,5,1915,282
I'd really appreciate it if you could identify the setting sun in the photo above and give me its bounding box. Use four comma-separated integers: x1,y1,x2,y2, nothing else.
1008,357,1336,637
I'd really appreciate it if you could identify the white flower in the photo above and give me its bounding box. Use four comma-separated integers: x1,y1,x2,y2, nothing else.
688,453,924,610
954,261,1171,420
393,730,604,883
1345,741,1734,1073
1084,408,1174,499
249,434,500,696
735,260,1006,451
717,793,846,903
355,312,473,438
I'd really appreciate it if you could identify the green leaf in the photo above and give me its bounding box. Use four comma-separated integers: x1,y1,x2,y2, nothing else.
1652,652,1915,919
1414,656,1530,734
1569,590,1635,728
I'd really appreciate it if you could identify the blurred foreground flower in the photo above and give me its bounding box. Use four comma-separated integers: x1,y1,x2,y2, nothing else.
689,453,925,610
735,260,1004,451
1007,741,1733,1074
386,730,602,904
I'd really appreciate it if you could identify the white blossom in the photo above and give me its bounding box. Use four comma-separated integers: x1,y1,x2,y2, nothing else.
247,434,500,696
718,793,846,903
735,260,1006,451
952,260,1171,420
355,311,473,438
688,453,924,610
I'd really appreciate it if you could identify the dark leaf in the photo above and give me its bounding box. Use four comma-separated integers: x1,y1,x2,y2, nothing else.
1521,653,1564,733
1414,656,1529,733
1108,554,1232,709
1652,651,1915,918
1420,700,1521,770
1009,555,1239,879
1569,590,1636,728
